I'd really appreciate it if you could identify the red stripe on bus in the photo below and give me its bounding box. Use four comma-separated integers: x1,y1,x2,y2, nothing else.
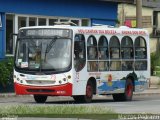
14,83,72,96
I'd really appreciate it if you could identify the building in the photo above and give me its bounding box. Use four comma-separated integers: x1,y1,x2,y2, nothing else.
0,0,109,59
117,0,160,53
0,0,134,59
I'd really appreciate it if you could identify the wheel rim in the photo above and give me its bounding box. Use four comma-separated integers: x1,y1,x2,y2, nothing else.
126,84,133,97
86,84,92,98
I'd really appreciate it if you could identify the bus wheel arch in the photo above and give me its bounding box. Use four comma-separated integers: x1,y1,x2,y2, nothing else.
113,77,134,101
88,77,97,95
127,76,135,92
82,77,97,102
73,77,96,103
125,77,134,100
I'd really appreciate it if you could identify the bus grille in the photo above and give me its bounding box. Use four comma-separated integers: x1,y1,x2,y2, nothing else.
26,80,56,85
27,89,54,93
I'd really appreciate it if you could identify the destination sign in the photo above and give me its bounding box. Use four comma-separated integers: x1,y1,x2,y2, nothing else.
19,29,71,38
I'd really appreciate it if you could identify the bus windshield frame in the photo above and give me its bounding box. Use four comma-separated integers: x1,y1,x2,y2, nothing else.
14,28,72,74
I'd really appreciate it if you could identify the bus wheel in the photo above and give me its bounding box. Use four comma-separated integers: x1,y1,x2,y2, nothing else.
73,96,83,103
112,79,133,101
34,95,48,103
73,81,93,103
84,81,93,103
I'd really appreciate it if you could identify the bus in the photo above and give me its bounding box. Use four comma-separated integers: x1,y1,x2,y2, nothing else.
14,24,150,103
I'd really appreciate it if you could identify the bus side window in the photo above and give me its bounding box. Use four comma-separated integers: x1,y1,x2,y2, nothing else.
121,36,133,59
88,47,97,59
87,61,98,72
74,34,86,72
98,36,108,59
122,61,133,71
135,37,147,59
87,35,98,72
110,61,121,71
109,36,120,59
134,36,147,71
135,61,147,70
74,41,82,59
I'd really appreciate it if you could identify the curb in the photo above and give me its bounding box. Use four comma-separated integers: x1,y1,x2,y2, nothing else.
0,93,16,98
134,92,160,96
0,93,32,98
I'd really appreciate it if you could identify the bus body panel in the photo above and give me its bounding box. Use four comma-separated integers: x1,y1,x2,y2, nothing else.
14,70,73,96
14,26,150,99
72,65,88,95
14,82,72,96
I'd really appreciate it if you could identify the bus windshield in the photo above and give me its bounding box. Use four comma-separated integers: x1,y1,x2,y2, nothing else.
15,37,71,72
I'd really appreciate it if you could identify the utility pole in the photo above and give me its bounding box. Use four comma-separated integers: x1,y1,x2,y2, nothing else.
136,0,142,28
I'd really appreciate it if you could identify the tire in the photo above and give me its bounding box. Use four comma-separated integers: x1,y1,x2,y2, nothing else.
73,96,83,103
113,79,133,101
73,81,93,103
34,95,48,103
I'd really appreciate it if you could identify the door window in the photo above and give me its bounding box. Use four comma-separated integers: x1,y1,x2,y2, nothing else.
74,34,86,72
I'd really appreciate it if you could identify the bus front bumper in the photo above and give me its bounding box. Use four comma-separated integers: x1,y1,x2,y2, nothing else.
14,83,72,96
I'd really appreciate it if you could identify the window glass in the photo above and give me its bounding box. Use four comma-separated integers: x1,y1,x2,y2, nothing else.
121,36,133,47
18,17,26,29
38,18,46,26
135,61,147,70
135,37,147,59
121,48,134,59
60,19,69,22
109,36,120,59
135,37,146,47
87,61,98,72
74,34,86,72
71,20,79,26
122,61,134,71
98,36,108,60
110,61,121,71
87,36,97,60
121,36,133,59
82,19,90,26
99,61,109,71
87,36,98,72
16,38,71,70
6,14,14,54
109,36,120,47
29,17,37,26
49,19,58,25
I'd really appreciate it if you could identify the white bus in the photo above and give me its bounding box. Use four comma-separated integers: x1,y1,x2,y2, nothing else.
14,25,150,103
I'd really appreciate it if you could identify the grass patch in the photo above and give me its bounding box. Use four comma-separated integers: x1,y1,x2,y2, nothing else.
0,105,117,119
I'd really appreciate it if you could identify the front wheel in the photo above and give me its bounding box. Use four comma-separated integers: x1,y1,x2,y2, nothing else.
113,79,133,101
34,95,48,103
73,81,93,103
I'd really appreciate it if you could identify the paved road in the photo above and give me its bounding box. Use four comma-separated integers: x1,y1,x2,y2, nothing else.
0,94,160,114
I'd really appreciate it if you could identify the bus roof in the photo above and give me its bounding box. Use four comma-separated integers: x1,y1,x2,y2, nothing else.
19,25,149,36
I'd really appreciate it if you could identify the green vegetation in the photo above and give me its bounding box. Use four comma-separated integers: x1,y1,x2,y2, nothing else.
151,52,160,76
0,105,117,119
0,57,14,87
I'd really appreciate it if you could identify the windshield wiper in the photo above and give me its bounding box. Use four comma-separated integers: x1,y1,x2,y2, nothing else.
44,36,61,61
45,39,56,53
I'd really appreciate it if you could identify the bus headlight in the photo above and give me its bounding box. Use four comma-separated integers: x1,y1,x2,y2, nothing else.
20,80,23,83
59,80,62,84
67,75,71,79
63,78,67,81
